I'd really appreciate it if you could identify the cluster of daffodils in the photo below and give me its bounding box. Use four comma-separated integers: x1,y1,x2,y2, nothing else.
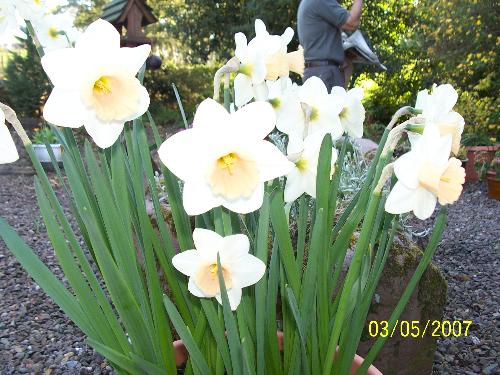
385,84,466,220
33,13,80,51
0,0,45,34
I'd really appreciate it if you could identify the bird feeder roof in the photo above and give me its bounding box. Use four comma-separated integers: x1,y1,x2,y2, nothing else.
102,0,156,26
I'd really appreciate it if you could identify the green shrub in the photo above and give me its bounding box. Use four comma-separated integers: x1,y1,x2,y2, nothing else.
144,62,217,127
3,35,50,118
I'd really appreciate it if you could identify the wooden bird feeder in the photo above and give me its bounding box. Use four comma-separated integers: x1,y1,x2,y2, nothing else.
101,0,157,47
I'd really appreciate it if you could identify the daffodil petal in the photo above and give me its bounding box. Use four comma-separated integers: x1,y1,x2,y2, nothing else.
234,74,255,107
76,19,120,52
220,234,250,261
83,115,124,149
231,101,275,139
394,151,420,189
385,181,415,215
193,98,230,129
122,85,150,122
415,89,429,111
413,188,437,220
41,48,83,89
284,168,305,203
299,76,328,104
234,32,248,61
172,250,202,276
188,278,206,297
193,228,223,257
116,45,151,74
183,181,222,216
0,122,19,164
222,183,264,214
253,140,294,181
230,254,266,288
215,287,242,311
43,88,85,128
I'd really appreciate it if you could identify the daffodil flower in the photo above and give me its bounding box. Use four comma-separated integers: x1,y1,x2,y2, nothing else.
289,76,344,153
284,133,338,203
158,98,294,215
0,108,19,164
233,19,304,107
331,86,365,139
385,127,465,220
33,13,79,51
172,228,266,310
41,19,151,148
0,0,45,33
267,77,305,151
413,83,464,155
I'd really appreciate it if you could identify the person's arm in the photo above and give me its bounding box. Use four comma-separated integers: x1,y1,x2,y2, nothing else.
342,0,363,31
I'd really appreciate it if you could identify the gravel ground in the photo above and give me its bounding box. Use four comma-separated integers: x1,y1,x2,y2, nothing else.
0,173,499,374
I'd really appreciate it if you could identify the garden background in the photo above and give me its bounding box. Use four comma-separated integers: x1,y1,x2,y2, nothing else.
0,0,498,146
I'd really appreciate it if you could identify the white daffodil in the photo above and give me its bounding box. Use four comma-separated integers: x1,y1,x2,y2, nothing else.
267,77,306,151
284,133,338,203
41,19,150,148
385,127,465,220
172,228,266,310
331,86,365,139
233,19,304,107
413,83,464,154
0,0,45,33
158,98,294,216
0,108,19,164
33,13,79,51
292,76,344,152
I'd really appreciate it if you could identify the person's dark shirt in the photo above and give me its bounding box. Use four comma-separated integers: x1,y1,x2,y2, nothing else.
297,0,350,63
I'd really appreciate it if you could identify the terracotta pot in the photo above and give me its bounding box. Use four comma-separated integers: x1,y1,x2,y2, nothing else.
465,145,499,181
486,170,500,200
173,331,382,375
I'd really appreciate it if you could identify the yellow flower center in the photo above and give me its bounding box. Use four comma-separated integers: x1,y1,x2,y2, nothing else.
209,152,260,199
239,63,253,76
310,106,319,122
295,158,308,171
417,158,465,205
269,97,281,109
339,107,348,120
81,69,142,122
34,0,41,5
195,262,232,296
93,76,113,95
48,27,59,39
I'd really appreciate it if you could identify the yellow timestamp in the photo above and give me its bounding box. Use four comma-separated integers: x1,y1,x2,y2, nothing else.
368,320,472,338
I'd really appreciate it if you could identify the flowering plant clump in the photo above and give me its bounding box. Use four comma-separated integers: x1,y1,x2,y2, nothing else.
0,14,466,375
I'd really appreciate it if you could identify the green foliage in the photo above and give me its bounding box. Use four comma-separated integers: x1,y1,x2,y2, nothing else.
3,35,50,118
144,62,217,126
32,126,58,144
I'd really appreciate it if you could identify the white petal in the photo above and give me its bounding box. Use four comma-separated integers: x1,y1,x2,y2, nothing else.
193,98,230,129
413,188,437,220
116,45,151,74
234,74,255,107
347,87,364,101
393,151,420,189
41,48,83,90
253,140,295,181
252,61,267,84
281,27,294,46
220,234,250,262
43,88,86,128
415,89,429,111
286,132,305,155
122,85,150,122
230,254,266,288
215,287,242,311
254,19,268,37
183,181,222,216
223,183,264,214
299,76,328,104
231,101,276,139
172,250,202,277
276,100,305,136
385,182,415,215
284,168,306,203
432,84,458,115
83,114,124,149
193,228,223,256
0,122,19,164
159,129,200,180
234,32,248,61
76,19,120,52
253,81,269,101
188,278,206,297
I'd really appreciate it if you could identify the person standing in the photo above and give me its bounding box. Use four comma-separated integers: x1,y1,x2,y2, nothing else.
298,0,363,89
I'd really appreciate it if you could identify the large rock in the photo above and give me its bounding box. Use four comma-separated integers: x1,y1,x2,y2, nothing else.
357,239,447,375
